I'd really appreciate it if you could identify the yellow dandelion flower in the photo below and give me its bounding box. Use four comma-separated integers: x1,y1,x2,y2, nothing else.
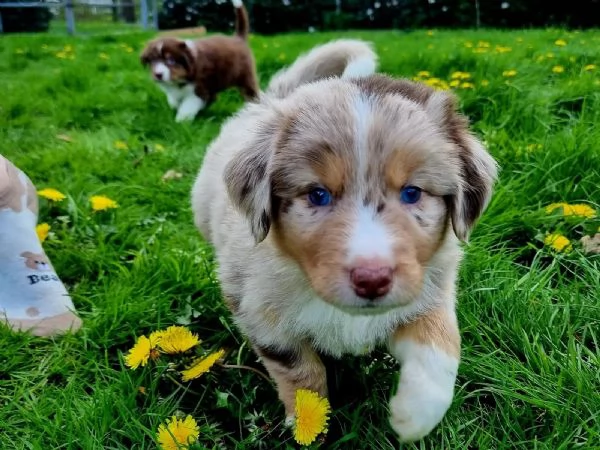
464,41,473,48
149,329,165,343
516,37,524,43
460,82,475,89
584,64,596,71
536,55,546,63
416,71,431,78
546,52,555,58
99,53,110,60
450,71,471,80
125,46,134,53
552,65,565,73
565,204,596,218
545,202,596,218
495,45,512,53
278,52,286,60
114,140,128,150
181,349,225,381
422,77,449,90
56,51,67,59
38,188,66,202
503,69,517,77
426,30,434,36
477,40,490,48
36,223,51,242
293,389,331,446
124,335,160,369
154,143,165,151
90,195,118,211
157,415,200,450
481,79,489,86
64,45,73,52
554,39,567,47
544,233,572,253
449,79,461,88
526,143,542,152
157,326,200,354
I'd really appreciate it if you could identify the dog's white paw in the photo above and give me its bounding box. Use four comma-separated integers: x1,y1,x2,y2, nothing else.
175,95,205,122
284,415,295,428
388,375,453,442
175,110,196,122
167,95,179,109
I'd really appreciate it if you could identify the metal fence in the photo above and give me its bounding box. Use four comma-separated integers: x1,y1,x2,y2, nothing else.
0,0,159,34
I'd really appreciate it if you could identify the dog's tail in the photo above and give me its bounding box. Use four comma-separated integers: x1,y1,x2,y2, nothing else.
232,0,249,40
266,39,378,99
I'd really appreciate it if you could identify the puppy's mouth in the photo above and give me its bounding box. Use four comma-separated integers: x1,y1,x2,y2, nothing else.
329,296,406,316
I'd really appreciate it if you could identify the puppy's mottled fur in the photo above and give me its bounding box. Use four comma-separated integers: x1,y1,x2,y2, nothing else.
140,0,258,122
191,39,498,442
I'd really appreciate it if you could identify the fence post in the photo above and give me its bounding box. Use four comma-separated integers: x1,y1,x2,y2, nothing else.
65,0,76,35
151,0,158,29
140,0,148,28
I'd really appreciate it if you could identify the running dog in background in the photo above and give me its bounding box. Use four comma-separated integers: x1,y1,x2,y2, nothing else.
191,39,498,442
140,0,258,122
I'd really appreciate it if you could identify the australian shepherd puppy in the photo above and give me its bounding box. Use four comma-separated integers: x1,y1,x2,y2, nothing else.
140,0,258,122
191,40,498,442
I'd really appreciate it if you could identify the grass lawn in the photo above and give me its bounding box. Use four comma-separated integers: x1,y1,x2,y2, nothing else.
1,25,599,450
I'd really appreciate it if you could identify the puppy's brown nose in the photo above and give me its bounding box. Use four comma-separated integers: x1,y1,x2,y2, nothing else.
350,266,392,300
154,72,163,80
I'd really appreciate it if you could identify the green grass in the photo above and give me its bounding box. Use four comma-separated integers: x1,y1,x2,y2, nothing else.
1,26,599,449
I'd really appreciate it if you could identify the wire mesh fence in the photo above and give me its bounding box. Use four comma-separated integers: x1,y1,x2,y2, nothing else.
0,0,158,34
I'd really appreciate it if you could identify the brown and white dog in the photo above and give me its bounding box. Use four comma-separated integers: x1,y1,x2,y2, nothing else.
140,0,258,122
191,40,498,442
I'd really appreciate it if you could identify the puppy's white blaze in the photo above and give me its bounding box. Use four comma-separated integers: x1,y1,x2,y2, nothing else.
352,94,372,185
154,62,170,82
389,340,458,442
231,0,243,7
347,206,393,263
342,56,377,79
185,39,195,53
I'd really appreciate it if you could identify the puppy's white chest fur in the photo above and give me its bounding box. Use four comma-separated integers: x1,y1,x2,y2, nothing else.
158,83,194,108
290,297,407,357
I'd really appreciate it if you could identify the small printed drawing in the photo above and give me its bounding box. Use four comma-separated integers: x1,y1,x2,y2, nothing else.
20,251,53,271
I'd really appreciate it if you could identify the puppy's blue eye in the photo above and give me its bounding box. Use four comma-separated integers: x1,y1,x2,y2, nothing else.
308,187,332,206
400,186,422,204
165,57,176,66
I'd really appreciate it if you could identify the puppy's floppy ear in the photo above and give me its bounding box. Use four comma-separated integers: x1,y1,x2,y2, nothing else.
178,40,196,78
224,120,278,243
425,91,498,241
140,43,154,66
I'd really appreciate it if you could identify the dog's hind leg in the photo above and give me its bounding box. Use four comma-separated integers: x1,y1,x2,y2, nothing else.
254,341,328,420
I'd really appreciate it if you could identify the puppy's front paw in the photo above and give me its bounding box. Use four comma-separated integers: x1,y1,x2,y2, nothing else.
284,415,295,428
175,110,195,123
388,374,454,442
167,96,179,109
